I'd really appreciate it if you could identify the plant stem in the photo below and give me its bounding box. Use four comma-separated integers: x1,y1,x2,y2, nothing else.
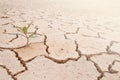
26,37,29,46
25,34,29,46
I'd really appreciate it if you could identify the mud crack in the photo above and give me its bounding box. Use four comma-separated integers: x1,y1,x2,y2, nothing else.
9,34,19,42
86,56,104,80
23,40,82,64
81,32,105,40
43,35,50,55
58,27,80,39
0,65,17,80
106,41,120,56
107,60,120,73
84,50,120,80
10,49,28,76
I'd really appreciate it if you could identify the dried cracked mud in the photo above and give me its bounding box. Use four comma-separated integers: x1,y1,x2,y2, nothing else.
0,0,120,80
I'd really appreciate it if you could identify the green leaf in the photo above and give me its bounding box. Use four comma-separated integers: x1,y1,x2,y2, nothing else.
22,27,27,34
29,34,38,38
31,35,38,38
27,22,32,29
16,26,22,32
29,33,34,38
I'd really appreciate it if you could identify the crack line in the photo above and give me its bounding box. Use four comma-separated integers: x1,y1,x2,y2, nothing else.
0,65,17,80
43,35,50,55
86,57,104,80
58,27,80,39
24,40,82,64
9,34,18,42
108,60,120,73
10,49,28,76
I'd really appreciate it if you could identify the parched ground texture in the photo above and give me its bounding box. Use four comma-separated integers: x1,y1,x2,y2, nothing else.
0,0,120,80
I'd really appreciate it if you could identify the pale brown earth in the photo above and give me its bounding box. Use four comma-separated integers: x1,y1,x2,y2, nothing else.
0,0,120,80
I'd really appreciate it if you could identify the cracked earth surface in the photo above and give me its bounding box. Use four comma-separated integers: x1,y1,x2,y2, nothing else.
0,1,120,79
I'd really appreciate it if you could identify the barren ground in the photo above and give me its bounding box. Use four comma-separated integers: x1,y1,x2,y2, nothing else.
0,0,120,80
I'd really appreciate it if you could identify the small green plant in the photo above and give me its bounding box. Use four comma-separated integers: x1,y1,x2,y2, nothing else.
13,22,38,46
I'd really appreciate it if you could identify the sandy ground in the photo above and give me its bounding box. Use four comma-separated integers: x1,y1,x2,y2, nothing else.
0,0,120,80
